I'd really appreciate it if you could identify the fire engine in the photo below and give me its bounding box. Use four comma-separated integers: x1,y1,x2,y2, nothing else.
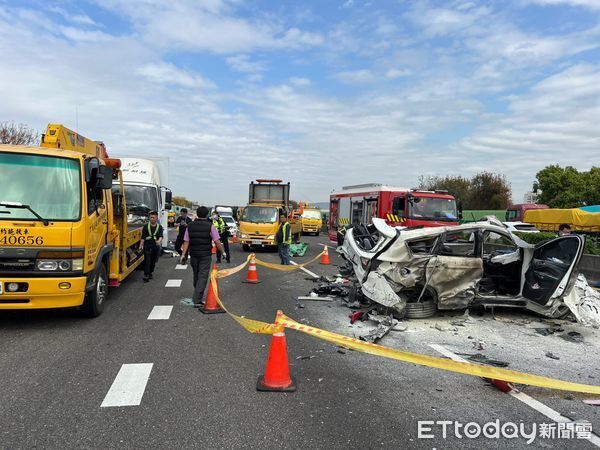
328,183,460,243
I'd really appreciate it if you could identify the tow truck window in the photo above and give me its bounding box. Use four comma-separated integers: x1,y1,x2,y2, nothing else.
241,206,278,223
302,210,321,220
0,153,81,221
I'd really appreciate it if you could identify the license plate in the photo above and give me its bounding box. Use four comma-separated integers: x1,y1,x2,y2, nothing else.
251,240,262,245
0,282,3,295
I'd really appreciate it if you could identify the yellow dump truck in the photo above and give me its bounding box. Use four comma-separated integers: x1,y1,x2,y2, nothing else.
301,206,323,235
0,124,144,317
239,179,301,251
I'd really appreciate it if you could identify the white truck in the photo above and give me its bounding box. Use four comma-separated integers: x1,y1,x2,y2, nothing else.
114,158,172,249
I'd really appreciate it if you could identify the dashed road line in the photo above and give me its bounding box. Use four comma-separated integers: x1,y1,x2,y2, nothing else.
165,279,182,288
429,344,600,448
290,260,320,279
175,264,188,270
101,363,153,408
147,305,173,320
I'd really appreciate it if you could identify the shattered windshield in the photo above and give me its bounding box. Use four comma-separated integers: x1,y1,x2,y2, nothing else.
0,152,81,221
302,210,321,220
409,197,457,221
241,206,278,223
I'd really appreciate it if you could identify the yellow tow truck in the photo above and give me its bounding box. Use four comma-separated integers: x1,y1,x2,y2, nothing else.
239,179,301,251
0,124,145,317
300,204,323,235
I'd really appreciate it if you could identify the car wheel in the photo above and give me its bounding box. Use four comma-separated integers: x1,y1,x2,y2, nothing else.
405,300,436,319
81,264,107,318
242,244,250,252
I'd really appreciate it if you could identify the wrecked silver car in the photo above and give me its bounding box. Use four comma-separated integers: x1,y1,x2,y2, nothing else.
338,218,600,326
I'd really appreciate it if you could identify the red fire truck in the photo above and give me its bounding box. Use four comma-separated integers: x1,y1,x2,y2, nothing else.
328,184,460,242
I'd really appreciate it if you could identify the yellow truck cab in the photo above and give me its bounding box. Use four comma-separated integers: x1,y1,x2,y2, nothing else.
0,124,145,317
301,206,323,235
239,180,301,251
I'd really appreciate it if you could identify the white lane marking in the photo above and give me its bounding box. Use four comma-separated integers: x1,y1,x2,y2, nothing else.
165,279,182,288
429,344,600,448
290,260,319,279
175,264,188,270
147,305,173,320
101,363,153,407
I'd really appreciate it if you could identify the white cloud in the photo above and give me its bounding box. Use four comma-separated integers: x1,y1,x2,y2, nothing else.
527,0,600,9
289,77,311,86
95,0,324,54
226,55,266,74
333,69,375,84
385,68,411,79
137,62,215,89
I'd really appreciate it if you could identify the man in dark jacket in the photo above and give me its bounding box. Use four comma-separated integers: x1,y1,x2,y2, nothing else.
180,206,226,308
175,208,192,263
140,210,164,282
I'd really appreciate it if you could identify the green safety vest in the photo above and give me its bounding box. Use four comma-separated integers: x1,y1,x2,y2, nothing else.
282,222,292,245
145,223,160,241
213,217,226,234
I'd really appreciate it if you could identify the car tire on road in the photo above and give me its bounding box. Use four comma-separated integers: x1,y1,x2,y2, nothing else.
404,300,436,319
242,244,251,252
81,264,107,318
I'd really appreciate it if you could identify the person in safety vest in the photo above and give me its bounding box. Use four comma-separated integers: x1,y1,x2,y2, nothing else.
140,210,164,282
275,213,292,265
181,206,226,308
212,211,231,264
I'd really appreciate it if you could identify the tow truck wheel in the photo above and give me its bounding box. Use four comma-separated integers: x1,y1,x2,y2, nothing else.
82,264,107,318
242,244,251,252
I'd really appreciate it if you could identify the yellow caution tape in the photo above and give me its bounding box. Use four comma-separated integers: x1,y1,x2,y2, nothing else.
209,254,600,394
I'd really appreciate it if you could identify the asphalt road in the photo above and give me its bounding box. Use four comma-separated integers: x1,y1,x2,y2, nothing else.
0,230,599,449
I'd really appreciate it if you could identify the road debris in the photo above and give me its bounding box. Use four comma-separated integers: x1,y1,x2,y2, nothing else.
534,327,564,336
583,399,600,406
545,352,560,360
560,331,584,343
359,314,399,343
458,353,510,367
297,296,335,302
472,340,486,351
311,283,349,297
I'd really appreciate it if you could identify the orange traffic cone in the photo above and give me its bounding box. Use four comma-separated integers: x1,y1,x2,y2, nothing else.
212,243,216,254
200,265,225,314
257,329,296,392
243,254,261,284
320,245,331,265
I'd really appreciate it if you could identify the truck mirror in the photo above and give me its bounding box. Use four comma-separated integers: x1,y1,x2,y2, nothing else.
164,190,172,210
84,158,101,183
96,165,114,190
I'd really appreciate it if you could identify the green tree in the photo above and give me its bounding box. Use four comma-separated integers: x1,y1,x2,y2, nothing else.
171,196,193,208
418,172,511,209
534,165,597,208
418,175,471,205
469,172,511,209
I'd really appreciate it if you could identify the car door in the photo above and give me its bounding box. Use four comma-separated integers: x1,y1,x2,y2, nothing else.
427,229,484,308
522,235,584,305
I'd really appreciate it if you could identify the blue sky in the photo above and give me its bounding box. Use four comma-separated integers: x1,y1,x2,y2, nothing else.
1,0,599,205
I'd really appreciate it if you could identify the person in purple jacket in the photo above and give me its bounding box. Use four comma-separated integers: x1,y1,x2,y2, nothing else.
180,206,225,308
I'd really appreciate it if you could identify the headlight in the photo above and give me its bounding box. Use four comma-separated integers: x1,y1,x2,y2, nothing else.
36,259,82,271
267,235,275,240
37,260,58,271
58,260,72,271
241,233,248,238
